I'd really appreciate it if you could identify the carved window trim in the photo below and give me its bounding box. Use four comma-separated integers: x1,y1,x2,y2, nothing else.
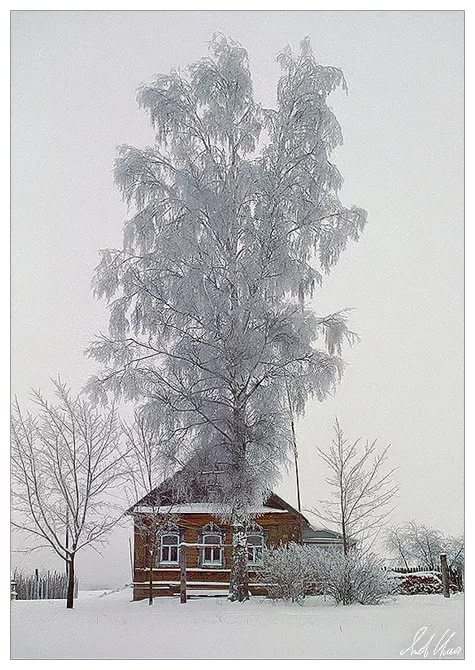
157,522,182,566
200,522,224,568
247,521,266,567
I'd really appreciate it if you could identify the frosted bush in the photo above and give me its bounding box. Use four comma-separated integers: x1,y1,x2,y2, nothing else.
258,543,312,602
259,544,395,605
311,549,397,605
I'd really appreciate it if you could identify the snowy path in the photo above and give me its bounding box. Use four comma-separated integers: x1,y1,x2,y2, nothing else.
11,589,464,659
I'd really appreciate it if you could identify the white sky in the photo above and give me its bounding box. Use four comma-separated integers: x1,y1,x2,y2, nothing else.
11,10,463,588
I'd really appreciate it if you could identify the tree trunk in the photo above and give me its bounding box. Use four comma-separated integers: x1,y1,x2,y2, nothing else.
228,394,250,603
228,514,249,602
148,560,154,606
341,516,348,555
401,550,409,571
66,554,75,609
148,529,155,606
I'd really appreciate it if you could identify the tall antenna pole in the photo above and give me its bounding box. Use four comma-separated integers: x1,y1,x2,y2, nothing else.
286,382,302,514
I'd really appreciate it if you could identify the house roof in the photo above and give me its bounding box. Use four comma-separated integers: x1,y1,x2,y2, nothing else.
126,459,345,543
127,474,309,521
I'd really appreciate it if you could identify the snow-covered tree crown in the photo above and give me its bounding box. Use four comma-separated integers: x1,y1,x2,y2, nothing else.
87,34,366,514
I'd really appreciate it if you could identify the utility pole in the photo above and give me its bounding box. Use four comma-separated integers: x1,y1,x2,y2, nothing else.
286,383,302,514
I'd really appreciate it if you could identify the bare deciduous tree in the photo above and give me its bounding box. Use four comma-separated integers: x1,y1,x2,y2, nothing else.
445,533,464,572
386,522,464,589
385,525,412,570
11,380,125,608
404,521,444,570
315,418,397,553
386,521,458,572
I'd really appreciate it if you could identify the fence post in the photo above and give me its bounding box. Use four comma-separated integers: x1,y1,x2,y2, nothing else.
179,542,187,604
440,553,450,598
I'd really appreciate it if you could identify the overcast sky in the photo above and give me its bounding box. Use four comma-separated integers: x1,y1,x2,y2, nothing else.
11,10,463,587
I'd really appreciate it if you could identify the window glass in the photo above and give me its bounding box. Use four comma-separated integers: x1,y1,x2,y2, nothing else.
202,532,223,565
247,533,264,565
160,532,179,563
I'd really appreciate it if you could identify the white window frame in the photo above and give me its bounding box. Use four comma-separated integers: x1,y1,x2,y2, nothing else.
247,525,265,567
201,532,223,566
199,522,224,568
159,531,180,565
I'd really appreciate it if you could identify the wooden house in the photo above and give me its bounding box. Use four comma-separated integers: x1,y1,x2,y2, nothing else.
128,464,346,600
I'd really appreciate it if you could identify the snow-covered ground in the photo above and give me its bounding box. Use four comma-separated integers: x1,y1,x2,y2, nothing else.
11,588,464,660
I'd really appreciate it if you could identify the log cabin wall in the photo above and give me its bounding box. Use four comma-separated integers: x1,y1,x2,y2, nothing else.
132,511,302,600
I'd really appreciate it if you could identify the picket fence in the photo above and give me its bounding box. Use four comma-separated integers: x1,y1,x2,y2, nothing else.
11,569,78,600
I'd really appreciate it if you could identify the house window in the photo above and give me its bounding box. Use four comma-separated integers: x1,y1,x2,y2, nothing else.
160,532,180,564
200,523,224,567
202,534,223,565
247,523,265,566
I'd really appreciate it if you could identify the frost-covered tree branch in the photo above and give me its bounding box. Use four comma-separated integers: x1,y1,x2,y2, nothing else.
314,418,398,553
385,521,463,575
87,34,367,601
11,379,126,608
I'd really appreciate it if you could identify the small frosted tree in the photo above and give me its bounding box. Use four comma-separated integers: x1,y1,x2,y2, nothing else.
315,419,397,553
87,34,366,601
11,380,124,609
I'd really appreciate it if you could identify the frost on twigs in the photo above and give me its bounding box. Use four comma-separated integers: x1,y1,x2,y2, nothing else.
87,34,367,600
311,549,397,605
11,380,126,608
258,544,396,605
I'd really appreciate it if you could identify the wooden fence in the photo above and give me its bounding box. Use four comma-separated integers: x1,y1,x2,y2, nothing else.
11,569,78,600
388,565,439,574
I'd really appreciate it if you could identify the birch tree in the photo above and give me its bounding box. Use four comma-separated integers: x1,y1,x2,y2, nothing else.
11,380,124,608
315,418,397,553
87,34,367,601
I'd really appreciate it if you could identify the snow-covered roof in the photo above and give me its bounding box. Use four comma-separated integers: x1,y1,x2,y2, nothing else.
132,503,288,515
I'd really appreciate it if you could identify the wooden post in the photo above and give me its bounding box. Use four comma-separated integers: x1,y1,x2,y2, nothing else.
440,553,450,598
128,537,134,582
179,542,187,604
